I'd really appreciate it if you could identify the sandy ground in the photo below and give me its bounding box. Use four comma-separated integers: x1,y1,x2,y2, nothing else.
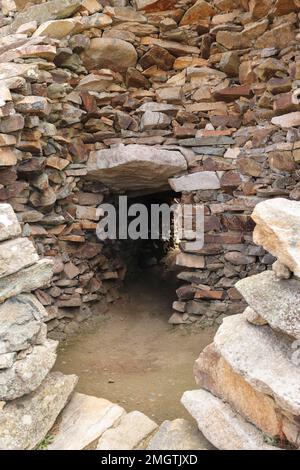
54,270,216,425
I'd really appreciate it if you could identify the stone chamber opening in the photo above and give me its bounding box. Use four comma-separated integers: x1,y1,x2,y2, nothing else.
54,189,216,429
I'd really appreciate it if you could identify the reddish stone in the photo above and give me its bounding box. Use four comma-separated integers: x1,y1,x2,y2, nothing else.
205,233,243,244
194,289,225,300
220,171,242,188
228,287,243,300
213,85,252,102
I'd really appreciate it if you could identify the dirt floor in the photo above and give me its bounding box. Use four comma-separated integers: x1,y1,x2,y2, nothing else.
54,269,216,427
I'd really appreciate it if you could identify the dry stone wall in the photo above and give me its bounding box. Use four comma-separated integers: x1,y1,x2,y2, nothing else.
0,0,300,330
182,198,300,450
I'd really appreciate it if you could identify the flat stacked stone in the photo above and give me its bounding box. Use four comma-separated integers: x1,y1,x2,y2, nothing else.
0,203,77,449
182,199,300,450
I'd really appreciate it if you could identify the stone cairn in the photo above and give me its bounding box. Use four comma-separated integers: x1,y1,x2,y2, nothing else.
1,0,300,334
182,197,300,450
0,202,78,450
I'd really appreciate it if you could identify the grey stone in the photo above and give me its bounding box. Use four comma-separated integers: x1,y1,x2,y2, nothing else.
0,339,58,401
0,372,77,450
0,352,16,369
147,419,209,450
169,172,220,192
0,259,54,304
97,411,158,450
48,393,125,450
236,270,300,339
87,144,187,192
0,238,39,280
214,313,300,415
0,204,21,242
181,389,279,450
0,294,47,354
252,198,300,277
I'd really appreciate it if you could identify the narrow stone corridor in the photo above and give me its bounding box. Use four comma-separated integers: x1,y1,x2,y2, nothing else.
54,269,216,427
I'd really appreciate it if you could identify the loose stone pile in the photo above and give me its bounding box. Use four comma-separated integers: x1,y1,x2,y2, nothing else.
0,203,77,450
1,0,300,331
182,198,300,450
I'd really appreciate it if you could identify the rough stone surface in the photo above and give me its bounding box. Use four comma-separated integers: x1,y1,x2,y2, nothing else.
0,372,77,450
252,198,300,277
194,343,283,437
181,389,279,450
0,204,21,242
236,270,300,339
97,411,158,450
169,172,220,192
81,38,137,72
0,238,39,280
87,144,187,192
0,293,47,354
214,313,300,416
48,393,125,450
0,259,53,304
0,339,58,401
147,418,209,450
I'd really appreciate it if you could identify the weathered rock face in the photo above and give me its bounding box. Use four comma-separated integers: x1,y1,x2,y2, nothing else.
0,338,58,401
81,38,137,72
0,293,47,354
87,144,187,192
48,392,125,450
194,343,283,437
97,411,158,450
236,270,300,339
181,390,278,450
147,418,209,450
0,372,77,450
214,313,300,416
252,199,300,277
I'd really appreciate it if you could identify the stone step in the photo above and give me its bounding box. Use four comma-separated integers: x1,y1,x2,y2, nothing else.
97,411,158,450
236,270,300,339
214,313,300,416
181,389,280,450
147,418,210,450
0,372,77,450
48,392,125,450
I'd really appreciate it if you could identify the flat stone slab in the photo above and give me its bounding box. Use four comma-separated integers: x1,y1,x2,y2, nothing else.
147,418,209,450
48,393,125,450
0,238,39,279
236,270,300,339
0,293,47,354
0,339,57,401
252,198,300,277
181,389,279,450
0,372,77,450
0,259,54,304
97,411,157,450
194,343,283,438
214,314,300,416
87,143,187,192
169,171,220,192
0,204,21,241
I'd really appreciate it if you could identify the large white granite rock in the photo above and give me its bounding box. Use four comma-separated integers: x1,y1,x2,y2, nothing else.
252,198,300,277
0,204,21,242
